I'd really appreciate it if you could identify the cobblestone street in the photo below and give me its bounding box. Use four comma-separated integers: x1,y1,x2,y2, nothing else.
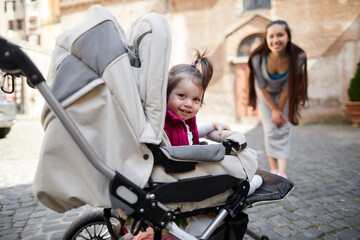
244,124,360,240
0,116,359,239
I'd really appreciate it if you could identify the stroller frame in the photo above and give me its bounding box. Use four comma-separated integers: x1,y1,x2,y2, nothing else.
0,32,293,239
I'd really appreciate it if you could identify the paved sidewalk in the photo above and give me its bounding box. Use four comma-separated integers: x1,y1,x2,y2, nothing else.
0,118,359,239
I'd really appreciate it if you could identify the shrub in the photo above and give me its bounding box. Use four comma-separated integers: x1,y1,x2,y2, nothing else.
348,62,360,101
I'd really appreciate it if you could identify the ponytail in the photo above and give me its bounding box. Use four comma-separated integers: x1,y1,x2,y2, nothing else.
191,49,213,94
167,49,213,104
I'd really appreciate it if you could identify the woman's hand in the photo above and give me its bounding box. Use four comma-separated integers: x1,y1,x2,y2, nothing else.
212,122,231,135
271,108,286,127
259,88,287,127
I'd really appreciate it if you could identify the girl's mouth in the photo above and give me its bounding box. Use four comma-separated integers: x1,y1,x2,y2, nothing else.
180,109,191,114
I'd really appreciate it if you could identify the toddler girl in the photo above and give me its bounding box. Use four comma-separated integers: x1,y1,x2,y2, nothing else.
163,50,262,237
164,49,230,145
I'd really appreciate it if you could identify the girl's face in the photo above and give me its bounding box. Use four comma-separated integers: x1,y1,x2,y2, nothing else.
266,23,289,54
167,78,203,121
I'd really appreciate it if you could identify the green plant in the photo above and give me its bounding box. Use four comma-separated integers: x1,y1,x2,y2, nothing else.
348,62,360,101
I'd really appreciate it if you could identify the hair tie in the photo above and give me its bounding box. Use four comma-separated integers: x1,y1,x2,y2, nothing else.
190,61,197,68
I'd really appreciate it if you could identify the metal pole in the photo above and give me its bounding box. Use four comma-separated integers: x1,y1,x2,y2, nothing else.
199,208,229,239
166,222,198,240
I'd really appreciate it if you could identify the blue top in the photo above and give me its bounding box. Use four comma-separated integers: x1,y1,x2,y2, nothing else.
251,54,289,93
265,55,288,80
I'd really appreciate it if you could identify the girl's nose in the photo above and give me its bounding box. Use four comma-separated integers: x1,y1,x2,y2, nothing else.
184,99,192,107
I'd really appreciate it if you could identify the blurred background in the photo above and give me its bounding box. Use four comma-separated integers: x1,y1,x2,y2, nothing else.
0,0,359,124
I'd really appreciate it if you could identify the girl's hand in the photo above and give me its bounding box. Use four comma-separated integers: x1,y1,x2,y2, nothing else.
212,122,231,135
271,109,286,127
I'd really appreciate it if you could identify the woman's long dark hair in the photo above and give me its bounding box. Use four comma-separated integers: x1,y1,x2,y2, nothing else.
248,20,308,125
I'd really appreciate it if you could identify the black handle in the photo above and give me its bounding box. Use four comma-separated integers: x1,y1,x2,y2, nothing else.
0,37,45,88
223,139,247,154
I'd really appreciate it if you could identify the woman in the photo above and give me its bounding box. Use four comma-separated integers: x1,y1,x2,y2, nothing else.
248,20,308,178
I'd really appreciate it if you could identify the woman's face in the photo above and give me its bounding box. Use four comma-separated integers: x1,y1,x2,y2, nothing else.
266,23,289,54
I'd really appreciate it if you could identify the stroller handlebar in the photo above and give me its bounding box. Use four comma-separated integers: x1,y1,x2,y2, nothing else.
0,36,45,88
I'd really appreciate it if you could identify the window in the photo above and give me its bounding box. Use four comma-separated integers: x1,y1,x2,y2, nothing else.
5,0,16,12
29,16,37,31
237,34,264,57
242,0,270,11
17,20,24,30
28,34,40,45
8,20,23,30
8,20,15,30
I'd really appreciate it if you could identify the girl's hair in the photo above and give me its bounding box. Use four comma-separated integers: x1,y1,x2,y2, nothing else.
247,20,308,125
167,49,213,103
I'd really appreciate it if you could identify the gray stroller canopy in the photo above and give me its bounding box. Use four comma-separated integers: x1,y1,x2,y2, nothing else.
42,5,170,145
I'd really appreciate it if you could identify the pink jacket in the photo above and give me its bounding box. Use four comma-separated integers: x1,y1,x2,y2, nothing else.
164,110,200,146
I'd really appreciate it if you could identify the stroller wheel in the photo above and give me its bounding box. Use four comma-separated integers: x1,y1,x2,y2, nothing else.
62,210,126,240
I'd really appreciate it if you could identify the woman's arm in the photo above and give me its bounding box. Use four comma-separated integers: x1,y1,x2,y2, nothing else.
278,89,289,111
258,88,286,127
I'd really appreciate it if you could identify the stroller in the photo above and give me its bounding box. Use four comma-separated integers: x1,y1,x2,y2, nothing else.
0,5,293,240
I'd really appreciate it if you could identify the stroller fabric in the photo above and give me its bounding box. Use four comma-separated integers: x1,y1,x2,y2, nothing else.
32,5,258,214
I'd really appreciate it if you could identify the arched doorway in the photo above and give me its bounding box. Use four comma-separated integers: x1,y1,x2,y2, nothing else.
235,34,263,121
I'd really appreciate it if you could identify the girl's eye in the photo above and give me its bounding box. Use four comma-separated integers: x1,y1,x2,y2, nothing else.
194,98,201,102
178,94,186,98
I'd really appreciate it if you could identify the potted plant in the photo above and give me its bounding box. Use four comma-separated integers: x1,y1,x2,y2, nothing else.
345,62,360,127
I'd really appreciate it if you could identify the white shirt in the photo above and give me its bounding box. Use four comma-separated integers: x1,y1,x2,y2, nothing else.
185,122,214,145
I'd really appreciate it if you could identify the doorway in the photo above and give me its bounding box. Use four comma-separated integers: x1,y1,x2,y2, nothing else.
234,34,263,121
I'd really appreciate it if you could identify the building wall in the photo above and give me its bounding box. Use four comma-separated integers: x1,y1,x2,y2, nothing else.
55,0,360,123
